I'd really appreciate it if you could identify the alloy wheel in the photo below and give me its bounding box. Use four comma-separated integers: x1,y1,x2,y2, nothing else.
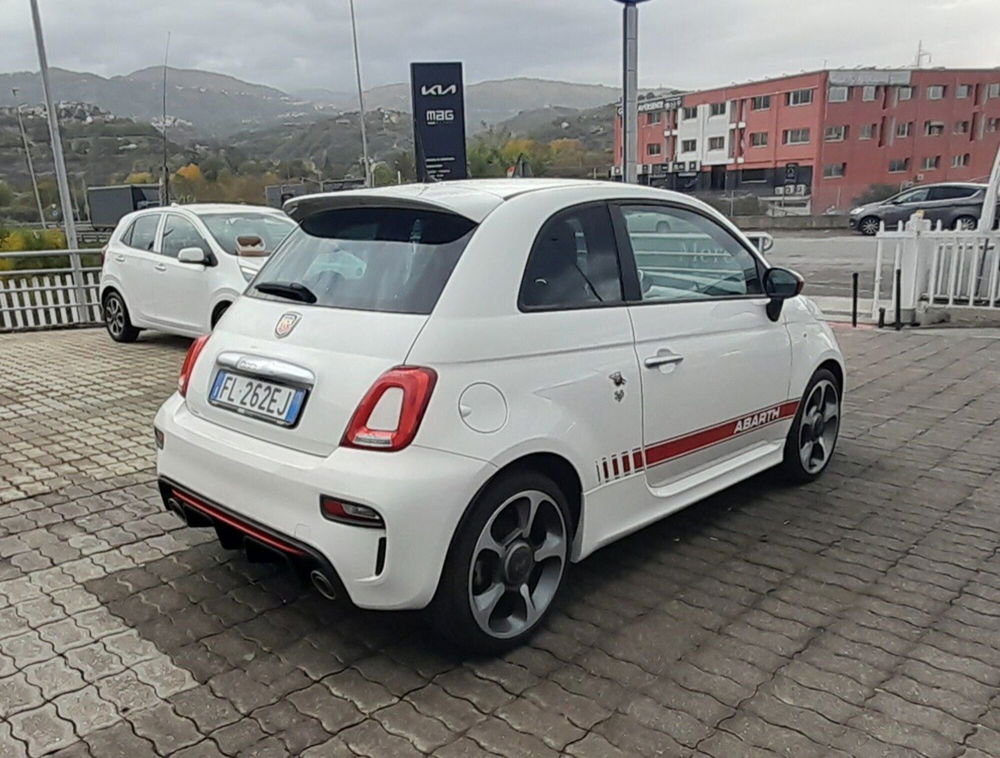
467,489,567,639
105,295,125,338
798,379,840,474
859,217,880,236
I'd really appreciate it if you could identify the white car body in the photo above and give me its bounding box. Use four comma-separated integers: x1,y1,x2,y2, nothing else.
100,203,294,338
154,179,844,649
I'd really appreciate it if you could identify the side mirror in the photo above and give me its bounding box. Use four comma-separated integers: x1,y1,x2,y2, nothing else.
763,267,804,321
177,247,207,264
236,235,267,258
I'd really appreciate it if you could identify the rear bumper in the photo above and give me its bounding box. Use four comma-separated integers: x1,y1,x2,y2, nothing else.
154,393,495,610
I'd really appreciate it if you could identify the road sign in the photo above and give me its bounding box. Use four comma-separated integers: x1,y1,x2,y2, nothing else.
784,163,799,185
410,62,468,182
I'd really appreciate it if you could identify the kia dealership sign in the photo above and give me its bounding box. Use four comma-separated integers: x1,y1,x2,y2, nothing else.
410,62,468,182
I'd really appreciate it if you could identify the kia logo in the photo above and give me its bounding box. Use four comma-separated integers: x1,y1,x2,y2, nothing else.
421,84,457,96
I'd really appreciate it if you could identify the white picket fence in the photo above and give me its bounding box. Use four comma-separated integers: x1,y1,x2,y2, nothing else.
873,218,1000,323
0,250,102,332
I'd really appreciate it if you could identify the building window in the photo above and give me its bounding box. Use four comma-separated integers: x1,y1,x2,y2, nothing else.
681,139,697,152
682,106,698,120
897,86,913,101
823,163,846,178
786,89,813,107
862,85,878,102
707,136,725,151
954,120,970,134
709,102,726,117
926,85,946,100
824,125,848,142
952,153,971,168
749,132,768,147
859,123,877,140
740,169,767,183
896,121,913,138
921,156,940,171
924,121,945,136
646,111,662,125
988,83,1000,99
957,84,972,99
988,118,1000,133
750,95,770,111
782,128,810,145
646,143,662,156
828,86,849,103
889,158,910,173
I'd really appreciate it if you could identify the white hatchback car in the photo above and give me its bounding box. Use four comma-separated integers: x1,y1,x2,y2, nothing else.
100,203,294,341
154,179,844,652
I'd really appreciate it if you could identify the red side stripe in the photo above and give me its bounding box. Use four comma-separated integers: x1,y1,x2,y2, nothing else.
644,400,799,468
172,489,306,556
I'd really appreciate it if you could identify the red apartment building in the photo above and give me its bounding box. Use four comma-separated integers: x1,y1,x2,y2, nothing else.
614,68,1000,212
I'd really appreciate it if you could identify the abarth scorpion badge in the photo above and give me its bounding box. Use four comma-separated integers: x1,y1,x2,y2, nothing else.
275,312,301,339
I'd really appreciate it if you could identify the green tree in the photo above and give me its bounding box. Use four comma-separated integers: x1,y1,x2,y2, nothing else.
0,181,13,208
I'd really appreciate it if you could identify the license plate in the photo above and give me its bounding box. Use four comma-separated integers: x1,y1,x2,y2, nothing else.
209,370,306,426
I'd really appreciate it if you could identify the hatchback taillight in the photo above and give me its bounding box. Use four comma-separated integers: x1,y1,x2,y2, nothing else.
342,366,437,452
178,335,210,397
100,245,108,266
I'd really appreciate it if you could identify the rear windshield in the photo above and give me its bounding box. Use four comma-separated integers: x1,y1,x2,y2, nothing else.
250,207,477,315
199,212,295,255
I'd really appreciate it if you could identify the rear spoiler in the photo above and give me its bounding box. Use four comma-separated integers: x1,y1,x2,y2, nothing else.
283,189,501,225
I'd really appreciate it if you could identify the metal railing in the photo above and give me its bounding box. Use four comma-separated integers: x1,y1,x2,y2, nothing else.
873,218,1000,322
0,249,102,331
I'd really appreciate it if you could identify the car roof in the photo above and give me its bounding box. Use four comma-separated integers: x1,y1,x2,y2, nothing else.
906,182,987,190
284,179,664,224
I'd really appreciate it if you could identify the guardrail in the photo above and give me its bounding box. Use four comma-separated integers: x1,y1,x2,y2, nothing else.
0,249,102,332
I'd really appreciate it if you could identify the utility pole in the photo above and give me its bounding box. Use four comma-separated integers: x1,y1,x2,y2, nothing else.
348,0,372,187
29,0,86,321
614,0,649,184
162,32,171,204
12,87,46,227
914,40,932,69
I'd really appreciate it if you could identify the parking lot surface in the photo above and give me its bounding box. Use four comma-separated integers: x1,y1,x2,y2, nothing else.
1,326,1000,757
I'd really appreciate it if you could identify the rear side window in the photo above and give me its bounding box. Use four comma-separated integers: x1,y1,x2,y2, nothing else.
127,214,159,251
519,204,623,310
160,216,209,258
928,186,978,201
251,207,476,315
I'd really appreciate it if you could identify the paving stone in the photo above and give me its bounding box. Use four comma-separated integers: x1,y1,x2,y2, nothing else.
128,702,202,754
0,672,44,718
83,723,158,758
23,657,86,700
8,702,76,758
52,685,120,736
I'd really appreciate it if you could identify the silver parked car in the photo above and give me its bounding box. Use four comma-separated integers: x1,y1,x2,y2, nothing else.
849,183,997,235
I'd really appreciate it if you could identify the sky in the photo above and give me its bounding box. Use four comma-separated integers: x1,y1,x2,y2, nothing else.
1,0,998,93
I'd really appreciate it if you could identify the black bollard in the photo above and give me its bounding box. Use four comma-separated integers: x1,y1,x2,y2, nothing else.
894,269,902,331
852,272,859,328
878,307,885,329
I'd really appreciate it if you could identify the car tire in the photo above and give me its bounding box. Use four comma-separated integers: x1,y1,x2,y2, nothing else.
953,216,977,231
430,470,571,654
780,368,841,484
858,216,881,236
102,290,140,343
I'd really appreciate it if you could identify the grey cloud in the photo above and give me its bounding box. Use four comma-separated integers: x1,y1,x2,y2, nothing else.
0,0,997,93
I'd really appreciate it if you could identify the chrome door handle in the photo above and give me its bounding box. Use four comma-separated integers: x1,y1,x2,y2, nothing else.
154,263,167,272
114,255,126,262
644,353,684,368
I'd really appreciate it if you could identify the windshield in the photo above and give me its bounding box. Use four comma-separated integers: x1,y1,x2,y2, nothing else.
250,206,477,315
199,212,295,255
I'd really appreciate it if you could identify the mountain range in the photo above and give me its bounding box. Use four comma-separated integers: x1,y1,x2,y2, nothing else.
0,67,620,136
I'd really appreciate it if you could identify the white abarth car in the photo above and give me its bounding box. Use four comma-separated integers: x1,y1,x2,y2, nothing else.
100,204,295,341
154,179,844,652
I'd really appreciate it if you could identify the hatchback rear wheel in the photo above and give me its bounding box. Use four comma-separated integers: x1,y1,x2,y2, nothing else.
858,216,881,236
953,215,977,231
431,471,570,653
103,290,139,343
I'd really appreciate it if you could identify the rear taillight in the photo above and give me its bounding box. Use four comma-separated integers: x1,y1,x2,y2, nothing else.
320,496,384,527
100,245,108,266
342,366,437,452
178,335,210,397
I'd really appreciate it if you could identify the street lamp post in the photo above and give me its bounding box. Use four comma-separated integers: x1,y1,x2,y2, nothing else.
614,0,649,185
11,88,46,227
28,0,89,321
348,0,372,187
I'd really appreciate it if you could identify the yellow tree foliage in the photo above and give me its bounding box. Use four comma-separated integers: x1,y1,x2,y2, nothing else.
124,171,155,184
175,163,203,182
549,138,584,156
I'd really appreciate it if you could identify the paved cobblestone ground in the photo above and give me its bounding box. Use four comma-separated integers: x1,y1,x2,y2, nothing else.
1,326,999,757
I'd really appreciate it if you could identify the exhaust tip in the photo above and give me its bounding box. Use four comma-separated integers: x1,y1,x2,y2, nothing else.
166,498,187,522
309,570,337,600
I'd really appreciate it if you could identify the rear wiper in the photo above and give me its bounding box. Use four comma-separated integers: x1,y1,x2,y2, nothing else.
254,281,317,304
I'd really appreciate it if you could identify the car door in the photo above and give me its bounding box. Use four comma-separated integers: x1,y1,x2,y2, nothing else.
924,185,979,227
152,214,215,333
116,213,162,325
613,202,794,503
882,187,930,227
